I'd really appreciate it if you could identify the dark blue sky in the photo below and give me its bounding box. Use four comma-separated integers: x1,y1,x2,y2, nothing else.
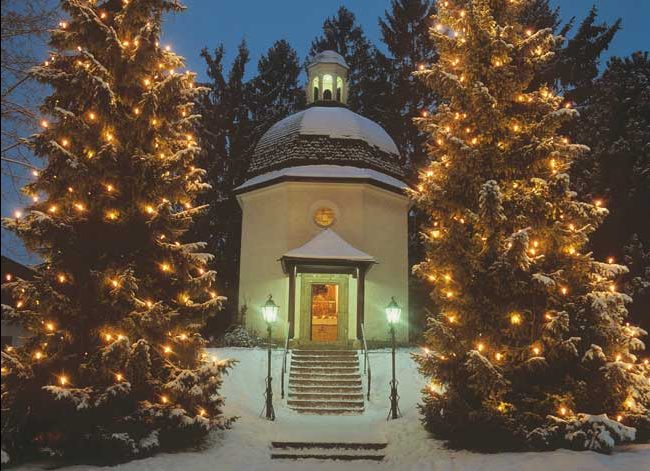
162,0,649,81
2,0,649,264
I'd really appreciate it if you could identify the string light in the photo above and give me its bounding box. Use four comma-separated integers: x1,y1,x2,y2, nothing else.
477,342,485,352
60,138,70,147
510,312,522,325
160,262,171,272
495,352,503,361
607,257,615,264
57,273,66,283
532,346,541,356
198,408,207,417
160,395,169,404
115,373,123,381
14,210,22,218
34,351,43,360
58,375,68,386
163,345,172,354
558,406,567,416
40,120,49,128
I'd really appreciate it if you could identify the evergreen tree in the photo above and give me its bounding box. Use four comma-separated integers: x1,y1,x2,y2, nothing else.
413,0,648,453
249,39,305,136
1,0,233,463
572,52,650,350
532,5,621,104
192,41,252,326
309,6,390,126
379,0,437,172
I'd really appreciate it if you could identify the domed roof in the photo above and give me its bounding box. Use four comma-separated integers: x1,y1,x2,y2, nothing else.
308,50,349,69
248,106,403,179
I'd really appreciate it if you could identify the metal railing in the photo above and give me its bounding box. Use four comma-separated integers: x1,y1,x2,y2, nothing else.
360,322,371,401
280,321,292,399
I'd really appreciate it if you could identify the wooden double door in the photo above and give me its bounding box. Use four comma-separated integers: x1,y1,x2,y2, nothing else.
299,274,349,345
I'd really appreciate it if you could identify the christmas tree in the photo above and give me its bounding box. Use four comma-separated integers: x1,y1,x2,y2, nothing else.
412,0,649,452
1,0,234,464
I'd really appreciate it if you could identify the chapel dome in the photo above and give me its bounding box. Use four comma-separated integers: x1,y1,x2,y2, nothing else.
247,106,404,179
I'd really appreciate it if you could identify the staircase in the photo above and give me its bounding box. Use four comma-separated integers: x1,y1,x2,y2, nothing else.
287,349,365,415
270,441,386,461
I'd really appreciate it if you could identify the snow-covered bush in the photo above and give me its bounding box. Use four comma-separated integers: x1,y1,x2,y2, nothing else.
527,414,636,453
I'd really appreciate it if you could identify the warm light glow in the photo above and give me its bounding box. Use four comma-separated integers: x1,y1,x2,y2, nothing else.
477,342,485,352
145,205,155,214
616,414,623,422
74,202,85,212
560,287,568,295
558,406,567,416
115,373,123,381
615,354,622,362
106,210,119,221
61,138,70,147
143,78,151,86
163,345,172,354
34,351,43,360
198,408,207,417
57,274,66,283
609,284,616,293
59,375,68,386
495,352,503,361
510,313,522,325
110,279,119,288
532,346,541,356
105,184,114,192
160,262,171,272
594,199,603,207
607,257,615,264
161,395,169,404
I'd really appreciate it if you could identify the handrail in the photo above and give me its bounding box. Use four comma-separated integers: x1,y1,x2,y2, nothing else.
360,322,371,401
280,321,291,399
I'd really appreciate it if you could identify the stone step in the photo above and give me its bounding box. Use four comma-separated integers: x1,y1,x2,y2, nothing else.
288,392,365,401
292,350,358,357
270,441,386,461
289,384,362,392
291,406,364,415
271,452,383,461
290,373,361,381
289,378,362,387
272,441,387,451
292,359,359,367
291,366,359,374
288,398,365,408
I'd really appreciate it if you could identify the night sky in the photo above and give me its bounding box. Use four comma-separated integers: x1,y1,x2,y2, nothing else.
2,0,649,264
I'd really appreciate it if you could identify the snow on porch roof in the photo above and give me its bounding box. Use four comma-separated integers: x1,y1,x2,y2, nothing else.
282,229,375,262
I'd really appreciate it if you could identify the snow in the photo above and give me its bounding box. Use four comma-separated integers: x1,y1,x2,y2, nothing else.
258,106,400,155
308,50,349,69
11,348,650,471
236,164,408,192
283,229,375,262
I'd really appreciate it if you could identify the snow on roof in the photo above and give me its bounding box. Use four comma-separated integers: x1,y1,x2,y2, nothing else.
236,165,408,192
283,229,375,262
308,50,349,69
299,107,399,155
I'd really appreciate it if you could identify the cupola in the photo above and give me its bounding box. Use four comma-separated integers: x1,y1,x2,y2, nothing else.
307,50,349,105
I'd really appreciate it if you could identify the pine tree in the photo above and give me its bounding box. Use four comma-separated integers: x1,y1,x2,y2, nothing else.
309,6,390,125
250,39,305,136
412,0,648,453
1,0,234,463
192,41,252,325
379,0,437,172
571,52,650,352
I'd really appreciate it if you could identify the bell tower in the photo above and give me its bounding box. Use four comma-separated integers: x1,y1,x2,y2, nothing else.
306,50,349,105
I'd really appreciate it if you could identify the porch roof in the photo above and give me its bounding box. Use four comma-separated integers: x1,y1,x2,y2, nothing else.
282,229,375,263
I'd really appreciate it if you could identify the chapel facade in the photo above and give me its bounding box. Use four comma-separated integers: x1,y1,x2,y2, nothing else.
236,51,409,346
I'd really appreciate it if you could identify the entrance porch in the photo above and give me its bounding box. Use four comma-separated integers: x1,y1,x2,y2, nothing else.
280,229,375,347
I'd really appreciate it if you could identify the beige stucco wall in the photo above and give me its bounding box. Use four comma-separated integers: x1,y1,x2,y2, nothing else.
237,180,409,344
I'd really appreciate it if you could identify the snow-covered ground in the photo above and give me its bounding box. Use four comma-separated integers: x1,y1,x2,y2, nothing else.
15,347,650,471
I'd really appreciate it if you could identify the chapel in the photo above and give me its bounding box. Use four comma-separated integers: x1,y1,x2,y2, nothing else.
236,51,409,346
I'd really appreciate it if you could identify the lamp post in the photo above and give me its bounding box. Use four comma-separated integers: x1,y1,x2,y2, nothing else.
261,294,279,420
386,297,402,420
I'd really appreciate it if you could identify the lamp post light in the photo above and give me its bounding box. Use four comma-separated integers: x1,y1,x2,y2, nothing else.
386,297,402,420
261,294,279,421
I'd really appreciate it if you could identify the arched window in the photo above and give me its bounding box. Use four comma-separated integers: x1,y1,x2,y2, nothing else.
322,74,333,100
336,77,343,102
312,77,319,101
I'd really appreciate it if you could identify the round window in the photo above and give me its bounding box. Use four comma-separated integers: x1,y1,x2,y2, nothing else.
313,207,336,228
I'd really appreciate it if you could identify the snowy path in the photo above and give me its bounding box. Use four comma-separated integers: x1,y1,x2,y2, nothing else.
15,347,650,471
